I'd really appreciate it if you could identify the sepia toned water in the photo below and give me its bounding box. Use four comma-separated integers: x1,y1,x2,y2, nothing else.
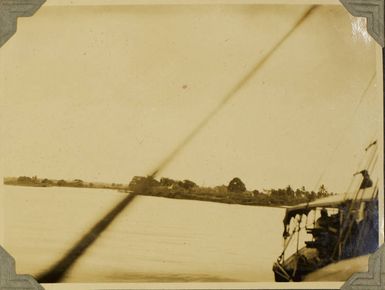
4,185,288,282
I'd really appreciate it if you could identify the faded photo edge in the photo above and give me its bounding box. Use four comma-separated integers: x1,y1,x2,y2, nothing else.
0,0,384,289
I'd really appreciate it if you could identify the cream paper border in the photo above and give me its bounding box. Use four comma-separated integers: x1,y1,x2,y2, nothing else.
43,0,340,6
1,1,383,289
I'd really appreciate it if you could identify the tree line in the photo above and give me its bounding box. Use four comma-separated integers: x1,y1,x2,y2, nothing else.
128,176,334,206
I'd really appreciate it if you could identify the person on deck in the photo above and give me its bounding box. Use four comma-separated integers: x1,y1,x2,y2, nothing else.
313,209,338,259
315,208,329,229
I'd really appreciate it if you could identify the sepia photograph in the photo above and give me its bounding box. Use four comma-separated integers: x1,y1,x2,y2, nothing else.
0,0,383,287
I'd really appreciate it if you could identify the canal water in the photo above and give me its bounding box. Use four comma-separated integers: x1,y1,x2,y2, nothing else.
4,185,287,282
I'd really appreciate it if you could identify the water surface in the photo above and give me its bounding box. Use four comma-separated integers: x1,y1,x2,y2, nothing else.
4,185,285,282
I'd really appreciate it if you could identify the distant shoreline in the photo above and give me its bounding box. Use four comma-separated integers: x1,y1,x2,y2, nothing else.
4,175,334,208
4,176,127,190
133,191,289,209
3,183,287,209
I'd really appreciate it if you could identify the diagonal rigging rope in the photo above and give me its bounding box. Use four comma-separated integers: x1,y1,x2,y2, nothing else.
150,5,318,178
36,6,318,283
36,193,137,282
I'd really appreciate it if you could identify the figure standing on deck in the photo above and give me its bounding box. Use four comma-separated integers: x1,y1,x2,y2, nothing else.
306,209,338,260
314,209,332,259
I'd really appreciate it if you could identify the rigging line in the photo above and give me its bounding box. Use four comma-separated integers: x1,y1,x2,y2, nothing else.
339,147,378,258
343,137,377,200
358,152,379,202
340,193,365,256
357,151,378,201
368,153,378,174
312,72,376,193
343,147,371,200
357,143,378,202
333,145,376,259
344,143,378,200
373,186,379,200
353,146,376,203
37,193,137,283
354,73,376,116
37,6,318,283
368,180,379,201
340,176,378,259
296,215,303,254
362,175,378,204
149,5,319,178
356,180,378,249
281,229,296,261
332,188,360,260
354,180,378,255
366,144,378,171
356,167,373,210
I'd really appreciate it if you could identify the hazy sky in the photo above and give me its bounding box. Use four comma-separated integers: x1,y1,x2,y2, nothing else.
0,4,381,193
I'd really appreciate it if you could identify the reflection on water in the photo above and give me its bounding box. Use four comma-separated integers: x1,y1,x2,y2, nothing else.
4,185,285,282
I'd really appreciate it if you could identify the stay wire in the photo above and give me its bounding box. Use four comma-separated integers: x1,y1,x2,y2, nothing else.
150,6,319,178
344,141,378,200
